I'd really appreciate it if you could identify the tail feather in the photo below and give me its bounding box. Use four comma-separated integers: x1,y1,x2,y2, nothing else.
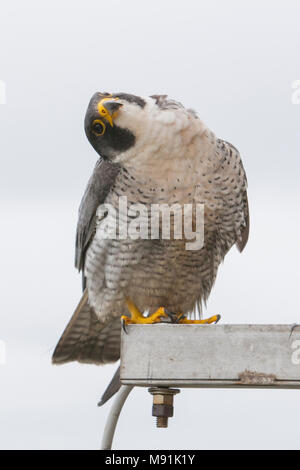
52,289,121,365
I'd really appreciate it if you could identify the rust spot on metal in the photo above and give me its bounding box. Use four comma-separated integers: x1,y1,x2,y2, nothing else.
238,370,277,385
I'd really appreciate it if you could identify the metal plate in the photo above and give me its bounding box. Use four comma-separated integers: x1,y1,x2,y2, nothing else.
120,324,300,388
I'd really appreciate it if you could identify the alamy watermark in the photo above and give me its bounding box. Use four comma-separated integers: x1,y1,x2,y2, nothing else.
291,340,300,365
0,80,6,104
96,197,204,250
291,80,300,104
0,340,6,365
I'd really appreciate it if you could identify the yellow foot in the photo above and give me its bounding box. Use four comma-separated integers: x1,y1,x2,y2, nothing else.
121,298,168,325
121,299,221,328
178,314,221,324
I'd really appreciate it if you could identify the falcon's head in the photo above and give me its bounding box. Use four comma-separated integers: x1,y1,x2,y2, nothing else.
85,92,205,164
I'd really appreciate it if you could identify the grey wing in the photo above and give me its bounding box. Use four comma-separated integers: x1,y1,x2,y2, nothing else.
75,158,120,273
196,139,249,304
217,139,249,252
236,190,249,252
52,158,121,366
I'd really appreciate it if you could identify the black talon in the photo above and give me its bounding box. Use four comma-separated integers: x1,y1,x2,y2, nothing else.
160,309,173,323
215,315,221,324
121,317,128,334
176,314,186,323
164,309,185,324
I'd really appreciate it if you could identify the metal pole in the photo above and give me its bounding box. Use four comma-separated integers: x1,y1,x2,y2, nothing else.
100,385,134,450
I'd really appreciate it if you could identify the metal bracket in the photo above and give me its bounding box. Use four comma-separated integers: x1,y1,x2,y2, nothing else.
120,324,300,388
101,323,300,449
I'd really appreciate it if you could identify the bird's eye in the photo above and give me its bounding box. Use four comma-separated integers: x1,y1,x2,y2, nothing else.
92,119,106,136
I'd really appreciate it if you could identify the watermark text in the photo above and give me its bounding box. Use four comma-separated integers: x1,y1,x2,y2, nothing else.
291,340,300,365
0,80,6,104
96,197,205,251
0,340,6,365
291,80,300,104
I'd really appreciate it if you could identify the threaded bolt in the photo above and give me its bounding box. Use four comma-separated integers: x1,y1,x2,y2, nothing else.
148,387,180,429
156,417,168,428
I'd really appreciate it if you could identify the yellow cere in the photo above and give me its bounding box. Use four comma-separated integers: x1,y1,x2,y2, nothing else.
97,97,120,127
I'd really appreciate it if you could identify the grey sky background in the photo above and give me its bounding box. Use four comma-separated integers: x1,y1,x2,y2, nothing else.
1,0,300,449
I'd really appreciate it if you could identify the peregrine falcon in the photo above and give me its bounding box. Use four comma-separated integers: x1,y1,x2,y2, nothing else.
52,92,249,403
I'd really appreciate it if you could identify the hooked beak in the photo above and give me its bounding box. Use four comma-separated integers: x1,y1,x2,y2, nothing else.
97,97,123,127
